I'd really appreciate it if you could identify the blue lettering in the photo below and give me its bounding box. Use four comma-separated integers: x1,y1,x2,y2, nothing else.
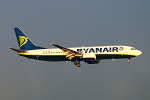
89,48,95,53
83,48,89,53
96,48,102,53
77,49,82,53
112,47,118,52
109,47,111,52
77,47,119,53
103,48,109,52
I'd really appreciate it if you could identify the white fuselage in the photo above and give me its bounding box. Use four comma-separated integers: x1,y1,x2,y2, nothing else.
19,46,142,61
12,27,142,66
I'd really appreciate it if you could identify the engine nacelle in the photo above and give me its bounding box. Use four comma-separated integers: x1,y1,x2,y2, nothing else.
83,53,96,59
83,53,100,64
85,59,100,64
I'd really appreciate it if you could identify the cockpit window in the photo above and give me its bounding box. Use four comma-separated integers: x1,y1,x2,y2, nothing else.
131,48,136,50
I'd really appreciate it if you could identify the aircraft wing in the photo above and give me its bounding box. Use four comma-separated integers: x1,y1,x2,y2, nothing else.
52,44,82,60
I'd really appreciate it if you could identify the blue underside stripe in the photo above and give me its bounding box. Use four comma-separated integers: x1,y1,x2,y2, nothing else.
20,54,136,61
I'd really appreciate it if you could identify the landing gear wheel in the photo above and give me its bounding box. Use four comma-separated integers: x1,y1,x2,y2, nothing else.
77,63,81,67
127,58,130,63
74,61,78,65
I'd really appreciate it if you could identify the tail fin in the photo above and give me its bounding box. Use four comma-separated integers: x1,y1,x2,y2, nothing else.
14,28,46,50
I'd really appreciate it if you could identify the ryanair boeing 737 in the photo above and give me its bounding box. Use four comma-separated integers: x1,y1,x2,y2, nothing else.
10,28,142,67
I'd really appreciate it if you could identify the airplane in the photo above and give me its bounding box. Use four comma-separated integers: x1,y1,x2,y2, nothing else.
10,28,142,67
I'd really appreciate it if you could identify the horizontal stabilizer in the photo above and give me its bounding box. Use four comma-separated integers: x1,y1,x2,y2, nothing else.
10,47,27,53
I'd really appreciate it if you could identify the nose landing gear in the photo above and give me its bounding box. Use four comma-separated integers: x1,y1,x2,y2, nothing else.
127,58,130,63
127,57,135,63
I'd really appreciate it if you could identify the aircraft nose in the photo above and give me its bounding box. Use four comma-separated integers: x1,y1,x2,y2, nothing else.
137,50,142,56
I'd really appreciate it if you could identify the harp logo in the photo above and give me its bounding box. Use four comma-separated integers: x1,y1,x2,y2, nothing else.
19,36,28,47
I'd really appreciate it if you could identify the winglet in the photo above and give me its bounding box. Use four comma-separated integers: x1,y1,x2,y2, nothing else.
51,43,56,46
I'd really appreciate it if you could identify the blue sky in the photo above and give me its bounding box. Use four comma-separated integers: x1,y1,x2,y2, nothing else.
0,0,150,100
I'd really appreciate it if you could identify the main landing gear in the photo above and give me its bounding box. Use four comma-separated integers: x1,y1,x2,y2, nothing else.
74,60,81,67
